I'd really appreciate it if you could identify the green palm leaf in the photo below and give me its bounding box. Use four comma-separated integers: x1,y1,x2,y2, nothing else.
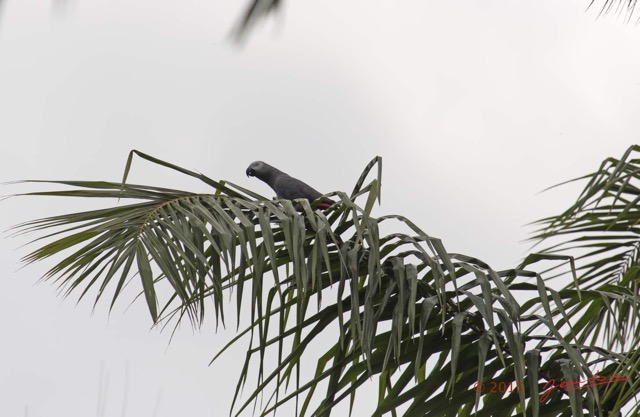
10,149,640,416
531,145,640,351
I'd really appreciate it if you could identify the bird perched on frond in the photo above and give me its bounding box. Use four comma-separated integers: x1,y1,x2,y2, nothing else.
246,161,335,209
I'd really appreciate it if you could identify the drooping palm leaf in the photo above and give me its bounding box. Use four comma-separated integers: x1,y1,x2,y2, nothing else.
10,149,640,416
531,145,640,352
232,0,282,41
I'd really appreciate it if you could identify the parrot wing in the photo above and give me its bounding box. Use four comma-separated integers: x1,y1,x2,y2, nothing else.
274,175,334,208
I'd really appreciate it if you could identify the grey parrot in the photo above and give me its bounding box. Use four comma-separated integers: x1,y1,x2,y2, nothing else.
246,161,334,209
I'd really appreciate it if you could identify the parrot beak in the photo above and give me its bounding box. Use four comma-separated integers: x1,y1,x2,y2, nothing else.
246,167,255,177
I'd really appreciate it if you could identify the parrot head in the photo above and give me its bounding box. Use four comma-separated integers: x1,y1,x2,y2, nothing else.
246,161,269,179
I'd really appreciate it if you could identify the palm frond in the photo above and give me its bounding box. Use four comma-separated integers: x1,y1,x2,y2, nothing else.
531,145,640,352
232,0,282,42
590,0,640,22
11,150,640,416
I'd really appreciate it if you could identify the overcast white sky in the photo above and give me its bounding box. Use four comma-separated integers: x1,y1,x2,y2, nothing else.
1,1,640,416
